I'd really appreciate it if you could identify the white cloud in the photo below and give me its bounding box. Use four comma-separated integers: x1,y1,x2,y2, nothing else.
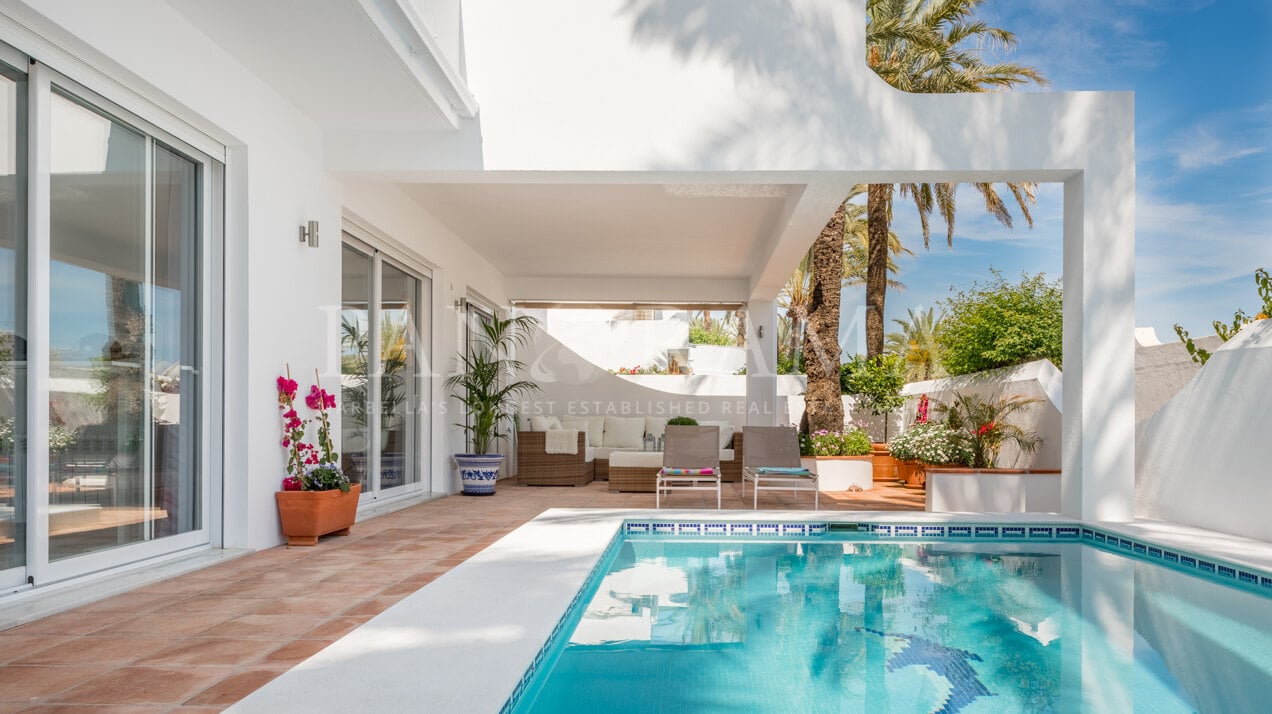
1170,123,1267,171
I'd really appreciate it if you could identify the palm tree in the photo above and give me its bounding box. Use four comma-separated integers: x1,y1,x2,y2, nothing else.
801,0,1048,430
778,252,812,371
859,0,1048,358
886,307,943,381
842,184,910,289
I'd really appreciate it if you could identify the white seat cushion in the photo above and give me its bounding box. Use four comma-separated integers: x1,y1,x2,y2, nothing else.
610,450,664,468
603,416,646,449
584,446,595,463
561,418,604,447
719,449,735,461
529,415,562,432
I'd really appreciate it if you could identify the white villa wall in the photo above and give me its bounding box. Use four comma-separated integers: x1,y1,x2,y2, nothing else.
896,360,1063,470
544,310,687,371
1136,319,1272,542
8,1,506,549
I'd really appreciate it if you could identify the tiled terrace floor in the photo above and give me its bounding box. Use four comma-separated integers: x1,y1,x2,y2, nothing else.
0,479,923,712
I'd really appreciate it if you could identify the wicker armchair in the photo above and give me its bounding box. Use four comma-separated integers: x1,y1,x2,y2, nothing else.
515,431,594,486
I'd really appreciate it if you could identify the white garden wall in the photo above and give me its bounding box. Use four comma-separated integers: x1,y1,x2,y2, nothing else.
897,360,1063,470
1136,319,1272,541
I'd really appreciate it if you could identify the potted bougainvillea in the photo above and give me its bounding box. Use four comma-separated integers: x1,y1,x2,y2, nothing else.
275,367,361,546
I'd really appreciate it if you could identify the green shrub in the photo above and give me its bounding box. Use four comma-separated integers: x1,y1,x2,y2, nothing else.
689,324,735,346
840,355,906,414
936,270,1062,376
666,416,699,426
807,427,872,456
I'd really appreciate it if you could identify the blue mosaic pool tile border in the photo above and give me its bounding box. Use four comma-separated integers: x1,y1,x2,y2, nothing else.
499,531,626,714
623,521,829,537
1074,525,1272,593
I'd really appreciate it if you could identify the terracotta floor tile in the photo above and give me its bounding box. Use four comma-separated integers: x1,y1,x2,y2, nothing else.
246,596,352,618
194,614,327,640
296,616,366,641
182,670,281,707
11,636,172,666
92,613,231,639
15,705,167,713
136,637,279,668
260,639,331,666
201,579,310,599
0,665,109,702
0,635,73,665
5,610,136,637
339,596,400,619
77,591,187,614
50,667,224,706
152,595,259,617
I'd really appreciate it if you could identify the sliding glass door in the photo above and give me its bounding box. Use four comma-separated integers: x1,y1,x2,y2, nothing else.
0,51,220,588
340,235,430,499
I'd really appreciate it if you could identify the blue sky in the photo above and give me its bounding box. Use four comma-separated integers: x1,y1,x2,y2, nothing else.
840,0,1272,354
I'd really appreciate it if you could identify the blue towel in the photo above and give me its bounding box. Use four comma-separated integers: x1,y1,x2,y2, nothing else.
756,467,811,475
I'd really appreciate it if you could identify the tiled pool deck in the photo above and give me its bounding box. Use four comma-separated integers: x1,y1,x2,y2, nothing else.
0,479,924,711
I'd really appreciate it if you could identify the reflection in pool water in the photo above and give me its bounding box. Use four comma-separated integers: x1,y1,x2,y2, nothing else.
517,539,1272,713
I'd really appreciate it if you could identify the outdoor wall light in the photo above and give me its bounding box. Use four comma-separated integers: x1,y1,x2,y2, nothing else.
298,220,319,247
757,325,765,338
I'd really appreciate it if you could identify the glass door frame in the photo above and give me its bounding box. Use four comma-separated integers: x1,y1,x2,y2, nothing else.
0,42,28,591
25,62,219,587
340,225,432,502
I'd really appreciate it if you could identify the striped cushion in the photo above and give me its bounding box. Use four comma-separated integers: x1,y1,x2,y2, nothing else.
659,467,716,476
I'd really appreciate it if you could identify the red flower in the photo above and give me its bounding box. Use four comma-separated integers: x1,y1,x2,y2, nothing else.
323,392,336,409
977,421,996,436
276,376,298,398
281,475,302,491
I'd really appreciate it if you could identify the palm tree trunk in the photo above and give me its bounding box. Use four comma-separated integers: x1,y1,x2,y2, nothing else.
803,204,845,433
734,308,746,348
866,184,891,359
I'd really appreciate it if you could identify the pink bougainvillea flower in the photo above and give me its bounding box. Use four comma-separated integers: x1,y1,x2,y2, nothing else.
323,392,336,409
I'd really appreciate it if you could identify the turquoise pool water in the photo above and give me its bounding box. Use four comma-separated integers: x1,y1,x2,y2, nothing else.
513,537,1272,713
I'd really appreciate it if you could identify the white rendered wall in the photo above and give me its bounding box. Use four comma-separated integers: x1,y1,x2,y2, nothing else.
1135,335,1221,424
8,1,508,549
1136,320,1272,542
543,310,687,371
926,473,1061,514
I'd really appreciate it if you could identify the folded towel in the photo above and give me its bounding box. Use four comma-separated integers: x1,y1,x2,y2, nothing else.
756,467,812,475
659,467,715,476
545,429,578,455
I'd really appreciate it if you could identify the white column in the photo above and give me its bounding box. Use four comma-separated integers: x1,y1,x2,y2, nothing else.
1062,123,1136,521
745,299,778,426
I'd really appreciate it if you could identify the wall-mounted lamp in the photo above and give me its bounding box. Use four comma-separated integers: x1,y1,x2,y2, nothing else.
298,220,319,248
757,325,765,338
455,297,468,311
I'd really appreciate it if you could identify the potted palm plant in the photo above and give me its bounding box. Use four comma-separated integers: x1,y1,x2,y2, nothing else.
445,314,540,495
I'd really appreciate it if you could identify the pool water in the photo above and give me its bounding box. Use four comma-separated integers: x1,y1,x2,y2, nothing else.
514,537,1272,713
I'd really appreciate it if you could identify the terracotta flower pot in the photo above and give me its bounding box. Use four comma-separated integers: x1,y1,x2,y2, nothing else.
871,443,897,482
896,460,926,489
276,483,361,546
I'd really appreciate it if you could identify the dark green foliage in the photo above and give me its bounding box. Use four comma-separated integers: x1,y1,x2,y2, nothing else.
839,354,906,415
445,315,541,454
666,416,699,426
936,271,1062,376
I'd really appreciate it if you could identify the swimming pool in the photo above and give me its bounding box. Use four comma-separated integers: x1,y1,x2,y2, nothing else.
511,531,1272,713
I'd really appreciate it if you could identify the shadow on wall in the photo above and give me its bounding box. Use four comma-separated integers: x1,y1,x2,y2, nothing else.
618,0,1068,175
1136,319,1272,542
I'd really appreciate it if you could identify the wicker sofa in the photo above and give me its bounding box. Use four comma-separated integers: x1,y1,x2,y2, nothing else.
608,431,744,492
515,431,594,486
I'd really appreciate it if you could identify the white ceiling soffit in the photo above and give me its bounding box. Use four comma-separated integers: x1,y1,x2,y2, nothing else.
400,182,799,284
168,0,473,132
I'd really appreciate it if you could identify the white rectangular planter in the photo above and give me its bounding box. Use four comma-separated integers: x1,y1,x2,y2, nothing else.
800,456,874,491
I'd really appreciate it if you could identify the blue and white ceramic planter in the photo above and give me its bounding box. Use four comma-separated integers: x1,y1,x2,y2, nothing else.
455,454,504,495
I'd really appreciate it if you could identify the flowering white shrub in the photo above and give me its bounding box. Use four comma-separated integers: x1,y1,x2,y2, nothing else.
888,422,972,466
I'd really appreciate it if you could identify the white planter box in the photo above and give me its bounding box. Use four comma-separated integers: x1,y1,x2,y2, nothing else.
800,456,873,491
